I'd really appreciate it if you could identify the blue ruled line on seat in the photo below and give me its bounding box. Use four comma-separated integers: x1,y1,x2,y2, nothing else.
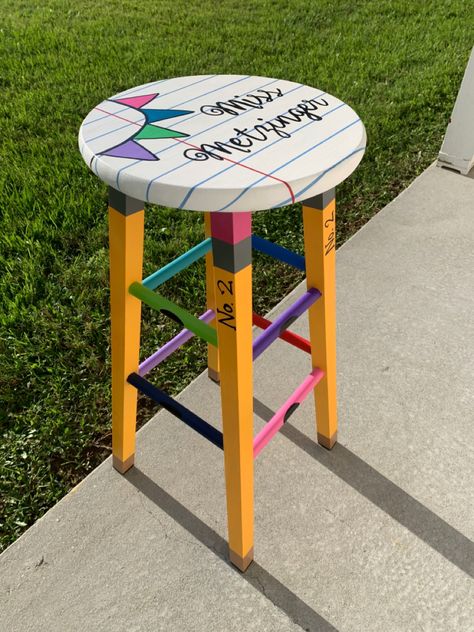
127,373,224,450
252,235,305,271
275,146,366,207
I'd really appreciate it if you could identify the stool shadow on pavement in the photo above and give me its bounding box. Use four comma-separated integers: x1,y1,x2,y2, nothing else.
253,398,474,578
125,467,338,632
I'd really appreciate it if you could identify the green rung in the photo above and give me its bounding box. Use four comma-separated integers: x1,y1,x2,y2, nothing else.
129,282,218,347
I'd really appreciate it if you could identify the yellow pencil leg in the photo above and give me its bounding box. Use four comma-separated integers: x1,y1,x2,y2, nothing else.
302,190,337,450
204,212,220,383
211,212,254,571
108,189,144,473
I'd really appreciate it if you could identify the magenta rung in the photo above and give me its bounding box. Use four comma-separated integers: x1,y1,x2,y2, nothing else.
253,367,324,458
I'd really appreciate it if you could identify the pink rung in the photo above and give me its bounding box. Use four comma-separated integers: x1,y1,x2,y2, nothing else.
253,368,324,458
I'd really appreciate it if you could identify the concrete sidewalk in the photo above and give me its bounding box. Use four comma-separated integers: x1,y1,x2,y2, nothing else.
1,164,473,632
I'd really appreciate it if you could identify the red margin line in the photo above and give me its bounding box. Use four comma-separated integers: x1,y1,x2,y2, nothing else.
174,138,295,204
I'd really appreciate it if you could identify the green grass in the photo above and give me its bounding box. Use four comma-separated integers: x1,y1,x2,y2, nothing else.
0,0,472,551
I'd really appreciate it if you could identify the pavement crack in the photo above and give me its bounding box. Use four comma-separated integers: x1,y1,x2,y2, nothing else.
323,507,347,526
34,555,47,569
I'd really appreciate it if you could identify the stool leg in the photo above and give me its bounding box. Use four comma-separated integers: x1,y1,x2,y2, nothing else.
204,212,220,383
108,188,145,473
302,189,337,450
210,212,254,571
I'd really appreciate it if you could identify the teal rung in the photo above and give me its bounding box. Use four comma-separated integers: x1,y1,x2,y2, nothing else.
129,282,218,347
143,238,212,290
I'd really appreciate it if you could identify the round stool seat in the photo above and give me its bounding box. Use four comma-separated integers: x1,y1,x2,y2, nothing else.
79,74,366,212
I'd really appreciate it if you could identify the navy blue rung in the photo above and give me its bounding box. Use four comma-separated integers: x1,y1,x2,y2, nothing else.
252,235,305,271
127,373,223,450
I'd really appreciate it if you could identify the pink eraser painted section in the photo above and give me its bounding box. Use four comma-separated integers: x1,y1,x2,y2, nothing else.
210,211,252,244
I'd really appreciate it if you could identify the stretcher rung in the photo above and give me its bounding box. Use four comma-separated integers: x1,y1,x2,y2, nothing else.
253,288,320,360
252,313,311,354
253,367,324,458
139,309,215,376
252,235,305,271
143,238,212,290
129,282,218,347
127,372,223,449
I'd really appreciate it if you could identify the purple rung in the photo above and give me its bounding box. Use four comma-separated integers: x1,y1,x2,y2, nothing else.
139,309,215,376
253,288,321,360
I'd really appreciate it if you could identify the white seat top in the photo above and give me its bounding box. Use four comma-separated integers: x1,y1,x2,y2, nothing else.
79,75,366,212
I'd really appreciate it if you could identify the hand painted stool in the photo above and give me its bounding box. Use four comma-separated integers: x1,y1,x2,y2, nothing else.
78,74,366,571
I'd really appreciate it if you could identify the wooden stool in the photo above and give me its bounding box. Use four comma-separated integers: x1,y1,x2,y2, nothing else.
79,74,366,571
